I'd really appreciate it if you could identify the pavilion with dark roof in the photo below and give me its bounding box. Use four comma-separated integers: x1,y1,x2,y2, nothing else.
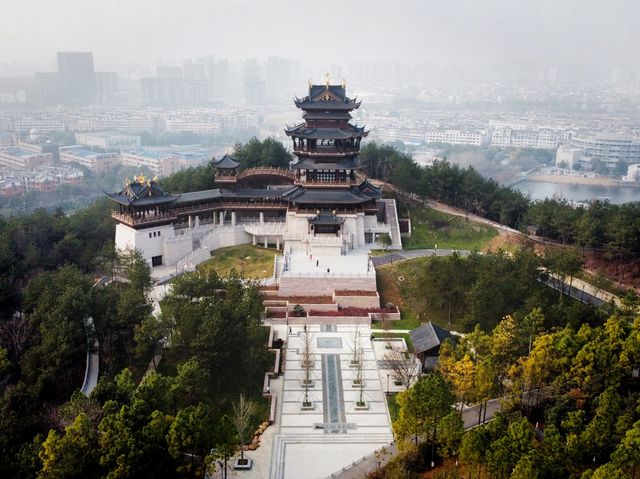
409,322,456,372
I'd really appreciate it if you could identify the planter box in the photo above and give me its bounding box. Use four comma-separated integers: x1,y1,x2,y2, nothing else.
352,381,365,388
234,458,253,470
355,402,369,410
301,379,314,387
301,401,315,411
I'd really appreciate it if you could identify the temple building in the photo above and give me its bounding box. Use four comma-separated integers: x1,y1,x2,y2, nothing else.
107,81,402,290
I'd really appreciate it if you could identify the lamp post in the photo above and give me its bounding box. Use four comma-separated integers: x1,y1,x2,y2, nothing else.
387,373,390,396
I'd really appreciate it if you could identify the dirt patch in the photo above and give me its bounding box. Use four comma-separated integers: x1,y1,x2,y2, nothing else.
376,264,405,309
482,232,525,253
583,251,640,291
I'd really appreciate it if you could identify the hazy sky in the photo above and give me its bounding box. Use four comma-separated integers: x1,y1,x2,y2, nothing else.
3,0,639,72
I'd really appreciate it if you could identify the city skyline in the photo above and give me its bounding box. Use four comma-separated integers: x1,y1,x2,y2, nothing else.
2,0,639,78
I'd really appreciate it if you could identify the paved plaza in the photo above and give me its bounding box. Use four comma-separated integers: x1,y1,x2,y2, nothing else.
267,324,394,479
283,250,374,277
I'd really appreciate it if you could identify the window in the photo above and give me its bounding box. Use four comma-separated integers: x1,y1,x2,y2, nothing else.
158,231,161,237
149,232,152,238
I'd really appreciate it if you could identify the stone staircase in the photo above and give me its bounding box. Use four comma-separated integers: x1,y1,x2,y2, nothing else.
382,198,403,250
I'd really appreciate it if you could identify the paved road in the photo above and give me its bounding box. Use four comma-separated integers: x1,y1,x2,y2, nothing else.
372,249,471,267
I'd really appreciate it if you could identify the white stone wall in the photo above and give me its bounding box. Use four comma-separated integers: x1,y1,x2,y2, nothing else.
279,276,377,296
115,223,179,266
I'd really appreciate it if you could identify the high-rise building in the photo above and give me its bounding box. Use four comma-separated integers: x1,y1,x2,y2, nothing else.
243,58,265,105
57,52,96,103
95,72,119,104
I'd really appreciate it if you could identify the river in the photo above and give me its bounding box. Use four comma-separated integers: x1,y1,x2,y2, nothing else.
513,180,640,204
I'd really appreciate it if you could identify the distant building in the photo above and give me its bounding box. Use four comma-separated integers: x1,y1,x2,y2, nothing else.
57,52,96,104
121,148,187,177
568,134,640,170
625,164,640,182
0,147,53,170
555,145,584,170
425,129,488,146
75,131,141,151
95,72,119,104
59,146,121,175
140,77,213,105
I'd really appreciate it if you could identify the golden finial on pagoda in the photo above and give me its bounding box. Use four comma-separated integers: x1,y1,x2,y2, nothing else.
125,177,130,186
153,176,159,182
324,72,330,87
136,174,146,185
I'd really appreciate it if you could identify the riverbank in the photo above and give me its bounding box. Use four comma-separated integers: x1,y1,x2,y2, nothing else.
526,173,619,186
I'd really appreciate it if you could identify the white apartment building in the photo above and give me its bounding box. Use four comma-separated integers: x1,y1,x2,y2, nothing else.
75,131,141,150
425,129,487,146
121,149,186,177
165,119,222,135
569,134,640,169
59,146,121,175
0,147,53,170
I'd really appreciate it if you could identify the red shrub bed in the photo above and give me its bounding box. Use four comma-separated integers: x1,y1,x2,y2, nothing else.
278,296,334,304
334,290,378,296
266,310,287,318
307,306,398,317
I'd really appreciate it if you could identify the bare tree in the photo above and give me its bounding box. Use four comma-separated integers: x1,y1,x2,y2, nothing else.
350,325,361,367
232,394,255,462
354,345,366,407
0,313,32,359
379,311,392,349
382,347,421,390
301,329,314,407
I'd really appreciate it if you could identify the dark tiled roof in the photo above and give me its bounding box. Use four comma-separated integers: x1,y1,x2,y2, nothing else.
213,154,239,169
285,124,367,140
282,185,379,204
175,189,222,204
357,179,382,196
410,322,455,355
308,212,346,225
106,179,179,206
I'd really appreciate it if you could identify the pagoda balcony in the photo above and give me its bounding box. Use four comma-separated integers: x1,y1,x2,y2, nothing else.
214,173,237,183
293,146,359,157
111,211,177,228
294,178,358,187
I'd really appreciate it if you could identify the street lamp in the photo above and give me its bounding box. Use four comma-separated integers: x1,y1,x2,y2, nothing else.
386,373,390,396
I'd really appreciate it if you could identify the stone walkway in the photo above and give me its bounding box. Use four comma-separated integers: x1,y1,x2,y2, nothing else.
266,324,393,479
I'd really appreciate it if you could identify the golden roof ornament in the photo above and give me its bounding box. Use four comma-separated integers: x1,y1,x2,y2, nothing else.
125,177,130,186
153,176,159,182
324,72,330,88
342,78,347,89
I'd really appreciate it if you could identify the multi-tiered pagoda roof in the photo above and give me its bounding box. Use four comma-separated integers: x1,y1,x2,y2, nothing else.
285,81,371,187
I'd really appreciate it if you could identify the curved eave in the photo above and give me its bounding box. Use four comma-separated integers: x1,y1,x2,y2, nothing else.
294,100,361,111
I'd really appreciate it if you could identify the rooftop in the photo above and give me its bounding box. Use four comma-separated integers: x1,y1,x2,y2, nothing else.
409,322,455,355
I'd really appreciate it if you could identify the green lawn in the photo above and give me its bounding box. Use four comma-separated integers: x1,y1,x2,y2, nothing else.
197,244,278,279
386,393,400,422
402,206,497,251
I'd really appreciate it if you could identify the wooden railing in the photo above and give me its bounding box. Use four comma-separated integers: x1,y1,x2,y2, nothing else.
236,166,296,182
111,211,177,226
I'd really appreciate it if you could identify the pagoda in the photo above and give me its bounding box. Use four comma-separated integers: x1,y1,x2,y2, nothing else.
285,77,368,186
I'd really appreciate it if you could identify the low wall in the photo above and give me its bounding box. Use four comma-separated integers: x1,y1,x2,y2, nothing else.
333,294,380,309
279,276,377,296
287,302,337,312
269,316,372,326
